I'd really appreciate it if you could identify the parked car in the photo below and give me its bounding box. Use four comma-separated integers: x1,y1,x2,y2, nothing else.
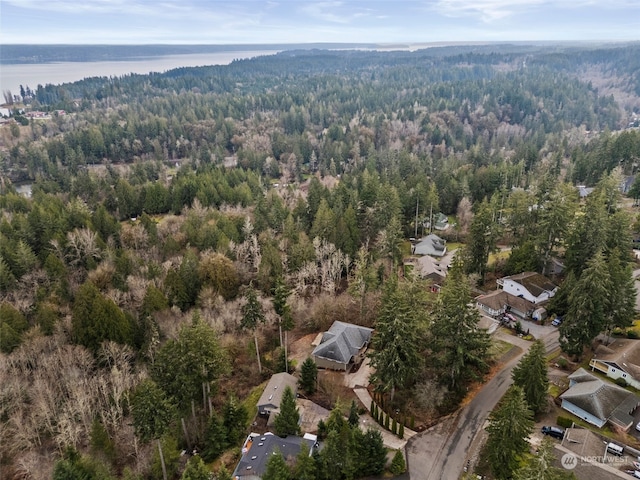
606,442,624,456
551,316,563,327
541,426,565,440
636,421,640,432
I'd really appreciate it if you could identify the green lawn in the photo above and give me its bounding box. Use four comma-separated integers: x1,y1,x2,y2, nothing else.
488,339,513,360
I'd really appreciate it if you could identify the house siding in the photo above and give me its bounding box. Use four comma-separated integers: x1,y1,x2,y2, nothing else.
561,399,606,428
313,355,349,371
589,359,640,390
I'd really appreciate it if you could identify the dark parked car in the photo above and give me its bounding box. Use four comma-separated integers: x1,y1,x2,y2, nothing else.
541,426,565,439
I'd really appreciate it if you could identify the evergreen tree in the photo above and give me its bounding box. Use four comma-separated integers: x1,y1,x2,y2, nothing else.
514,437,576,480
564,190,608,277
559,251,611,358
319,429,345,480
216,465,232,480
348,400,359,427
152,319,230,410
130,379,176,443
604,250,636,337
181,456,211,480
390,449,407,475
368,276,428,401
240,285,266,373
299,357,318,395
0,302,28,353
358,429,387,476
465,198,499,282
273,277,294,372
222,395,249,446
511,340,549,415
486,386,534,479
431,257,490,393
72,281,132,352
274,386,301,437
294,443,317,480
262,450,291,480
536,183,577,275
202,413,228,462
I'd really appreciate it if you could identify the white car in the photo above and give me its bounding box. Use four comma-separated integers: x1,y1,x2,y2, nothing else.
636,421,640,432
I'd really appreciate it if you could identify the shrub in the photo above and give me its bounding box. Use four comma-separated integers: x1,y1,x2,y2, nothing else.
627,330,639,339
557,416,573,428
556,357,568,369
615,377,629,387
389,450,406,475
398,423,404,439
392,418,397,434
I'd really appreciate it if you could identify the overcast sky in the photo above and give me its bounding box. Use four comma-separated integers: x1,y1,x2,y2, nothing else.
1,0,639,45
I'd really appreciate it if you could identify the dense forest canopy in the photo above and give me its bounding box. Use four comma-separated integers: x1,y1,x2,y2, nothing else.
1,43,640,480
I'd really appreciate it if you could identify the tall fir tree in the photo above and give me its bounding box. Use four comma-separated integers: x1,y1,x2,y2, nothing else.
511,340,549,415
274,386,301,437
299,357,318,395
431,256,490,393
486,386,534,480
465,198,500,282
294,443,316,480
262,450,291,480
559,251,612,358
368,276,428,401
240,285,266,373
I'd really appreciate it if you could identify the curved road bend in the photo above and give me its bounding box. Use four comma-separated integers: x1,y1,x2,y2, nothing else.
406,329,560,480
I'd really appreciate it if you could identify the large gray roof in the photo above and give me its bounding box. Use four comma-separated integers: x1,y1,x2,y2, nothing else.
561,368,640,428
311,321,373,365
256,373,298,413
233,433,314,479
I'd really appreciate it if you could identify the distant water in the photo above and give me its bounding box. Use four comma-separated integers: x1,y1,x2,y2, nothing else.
0,51,280,97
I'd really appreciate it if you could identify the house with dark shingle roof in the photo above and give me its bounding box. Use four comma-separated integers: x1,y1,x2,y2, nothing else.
256,373,298,425
232,432,316,479
312,321,373,372
412,234,446,257
475,289,535,320
560,368,640,431
497,272,557,304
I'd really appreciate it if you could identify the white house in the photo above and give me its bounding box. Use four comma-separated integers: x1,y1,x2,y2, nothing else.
497,272,557,304
590,339,640,390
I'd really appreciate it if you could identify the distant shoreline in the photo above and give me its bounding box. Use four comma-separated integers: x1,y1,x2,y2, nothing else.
2,40,621,65
0,43,378,65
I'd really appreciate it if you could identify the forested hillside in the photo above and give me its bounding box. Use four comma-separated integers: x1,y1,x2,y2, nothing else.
1,43,640,479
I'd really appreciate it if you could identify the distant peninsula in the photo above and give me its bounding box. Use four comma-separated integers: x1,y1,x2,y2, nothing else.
0,43,382,64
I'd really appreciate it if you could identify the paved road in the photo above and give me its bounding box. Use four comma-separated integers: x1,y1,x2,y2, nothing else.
406,329,560,479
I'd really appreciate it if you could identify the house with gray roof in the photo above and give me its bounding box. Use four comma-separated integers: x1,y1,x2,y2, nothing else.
497,272,557,304
233,432,316,480
475,289,535,321
312,321,374,372
412,234,446,257
256,373,298,425
590,339,640,390
560,368,640,431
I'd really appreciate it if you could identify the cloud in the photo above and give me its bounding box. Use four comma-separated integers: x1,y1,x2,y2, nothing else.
430,0,637,23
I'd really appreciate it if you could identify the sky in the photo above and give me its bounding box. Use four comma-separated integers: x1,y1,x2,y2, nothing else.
1,0,639,45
